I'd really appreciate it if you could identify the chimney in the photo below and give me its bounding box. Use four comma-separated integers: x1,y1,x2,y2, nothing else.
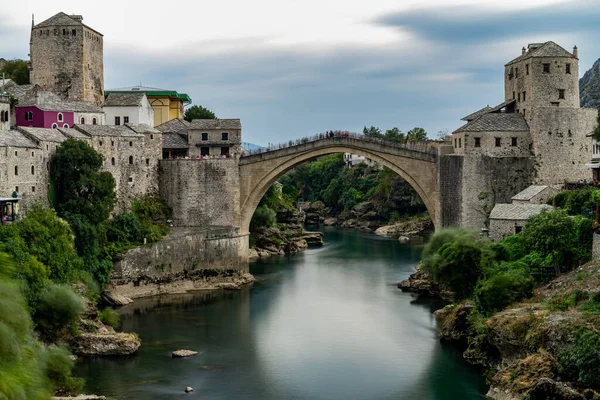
573,45,578,59
522,47,526,55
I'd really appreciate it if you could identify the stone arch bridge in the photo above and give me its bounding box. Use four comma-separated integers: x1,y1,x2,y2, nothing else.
238,136,440,234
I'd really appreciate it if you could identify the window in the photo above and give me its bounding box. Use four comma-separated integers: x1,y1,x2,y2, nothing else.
72,29,76,36
568,129,572,137
543,63,550,73
454,138,457,148
458,138,462,148
495,137,501,147
145,158,149,166
511,137,518,147
522,91,526,101
523,109,526,118
128,176,133,183
566,63,571,74
115,116,121,125
57,113,63,122
221,132,229,140
25,111,33,121
123,116,129,124
14,166,18,176
129,141,133,147
518,92,521,102
32,186,35,193
221,146,230,155
201,132,208,141
15,186,19,193
111,140,114,146
558,89,565,99
474,137,481,147
515,226,523,234
515,67,519,77
52,123,58,129
551,102,560,107
526,64,529,75
14,151,17,156
512,91,515,99
63,124,68,128
81,117,85,124
31,165,35,175
150,134,154,139
99,140,104,146
509,67,513,80
92,118,97,125
129,156,133,164
111,157,115,166
31,151,34,157
201,146,210,156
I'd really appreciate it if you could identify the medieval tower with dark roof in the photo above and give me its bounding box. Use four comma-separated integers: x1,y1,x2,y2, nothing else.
29,12,104,106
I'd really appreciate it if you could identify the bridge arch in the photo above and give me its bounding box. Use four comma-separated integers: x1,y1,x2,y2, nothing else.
238,137,439,235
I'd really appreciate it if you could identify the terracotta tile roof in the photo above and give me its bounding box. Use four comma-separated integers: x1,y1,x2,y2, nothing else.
188,119,241,130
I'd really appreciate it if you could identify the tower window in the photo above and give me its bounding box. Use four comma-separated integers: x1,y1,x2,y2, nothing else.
129,141,133,147
129,156,133,164
221,132,229,140
558,89,565,99
32,186,35,193
543,63,550,73
495,137,501,147
566,63,571,74
522,91,526,101
31,165,35,175
150,134,154,139
458,138,462,148
515,67,519,77
111,157,115,166
511,137,518,147
523,109,526,118
72,29,76,36
526,64,529,75
14,166,18,176
518,92,521,102
474,137,481,147
111,140,114,146
146,158,150,166
512,91,515,100
201,132,208,141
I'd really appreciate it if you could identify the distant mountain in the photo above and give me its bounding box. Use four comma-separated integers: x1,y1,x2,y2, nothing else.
580,58,600,109
242,142,266,152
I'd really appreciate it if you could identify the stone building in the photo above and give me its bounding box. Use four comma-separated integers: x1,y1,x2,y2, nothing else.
511,185,559,205
489,203,553,241
187,119,242,157
103,93,154,126
0,94,10,131
104,86,191,126
156,118,190,159
446,41,598,230
29,12,104,106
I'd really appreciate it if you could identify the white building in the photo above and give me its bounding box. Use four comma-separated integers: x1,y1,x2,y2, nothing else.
103,93,154,126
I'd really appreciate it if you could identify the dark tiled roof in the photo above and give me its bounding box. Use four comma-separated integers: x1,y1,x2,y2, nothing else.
489,99,516,113
162,132,189,149
506,41,576,66
0,130,39,148
125,123,160,135
155,118,190,134
189,119,241,130
461,106,492,121
104,93,147,107
34,12,83,28
454,112,529,133
74,125,143,137
490,203,553,220
2,80,34,100
511,185,554,201
17,127,69,143
57,127,90,140
18,86,103,113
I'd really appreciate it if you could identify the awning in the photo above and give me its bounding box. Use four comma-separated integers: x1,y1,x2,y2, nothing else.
585,163,600,169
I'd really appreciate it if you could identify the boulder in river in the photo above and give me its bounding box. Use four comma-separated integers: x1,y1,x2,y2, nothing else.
173,349,199,358
185,386,194,393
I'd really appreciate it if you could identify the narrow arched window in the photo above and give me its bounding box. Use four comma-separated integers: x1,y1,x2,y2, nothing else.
129,156,133,164
81,117,85,124
14,166,18,176
57,113,63,122
31,165,35,175
111,157,115,166
92,118,97,125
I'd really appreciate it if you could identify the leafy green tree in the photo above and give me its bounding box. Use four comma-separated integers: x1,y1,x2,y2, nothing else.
50,139,116,225
184,105,216,122
475,265,534,315
559,328,600,389
384,127,405,143
34,283,85,342
407,127,428,142
362,126,382,138
0,59,30,84
250,205,276,231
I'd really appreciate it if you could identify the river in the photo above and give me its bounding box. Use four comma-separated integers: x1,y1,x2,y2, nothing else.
77,227,488,399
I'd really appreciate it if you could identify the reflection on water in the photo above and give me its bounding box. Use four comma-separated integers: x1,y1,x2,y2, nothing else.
77,227,487,399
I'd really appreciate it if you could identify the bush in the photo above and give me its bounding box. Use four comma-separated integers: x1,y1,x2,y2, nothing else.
250,205,276,232
475,266,534,315
98,307,120,328
34,284,86,341
559,328,600,389
41,345,84,395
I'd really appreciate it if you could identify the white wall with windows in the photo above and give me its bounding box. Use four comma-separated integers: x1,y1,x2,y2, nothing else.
103,103,154,126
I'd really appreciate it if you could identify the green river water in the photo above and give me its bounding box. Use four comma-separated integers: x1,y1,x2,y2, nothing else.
77,227,488,399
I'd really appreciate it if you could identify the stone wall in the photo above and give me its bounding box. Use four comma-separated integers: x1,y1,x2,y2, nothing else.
439,154,463,227
159,158,241,227
187,128,243,157
451,130,531,157
110,227,250,298
0,144,46,208
489,218,524,241
593,232,600,261
530,107,596,184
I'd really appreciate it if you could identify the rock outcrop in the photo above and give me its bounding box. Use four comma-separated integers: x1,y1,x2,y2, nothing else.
71,319,140,356
580,58,600,109
172,349,199,358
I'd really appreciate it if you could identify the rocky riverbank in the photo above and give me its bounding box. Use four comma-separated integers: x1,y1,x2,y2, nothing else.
400,264,600,399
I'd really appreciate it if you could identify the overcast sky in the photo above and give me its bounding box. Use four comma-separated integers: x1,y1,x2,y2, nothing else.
2,0,599,145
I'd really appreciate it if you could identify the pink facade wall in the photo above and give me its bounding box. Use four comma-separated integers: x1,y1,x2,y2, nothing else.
15,106,74,128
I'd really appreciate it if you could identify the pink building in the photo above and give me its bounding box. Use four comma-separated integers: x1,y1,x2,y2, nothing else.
15,86,104,129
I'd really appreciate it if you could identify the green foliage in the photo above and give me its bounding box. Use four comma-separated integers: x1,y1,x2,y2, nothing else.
41,345,84,395
250,205,276,231
34,284,85,342
50,139,116,225
548,189,597,218
98,307,120,328
475,266,534,315
383,127,405,143
592,105,600,142
407,127,428,142
546,290,590,312
183,104,216,122
0,59,30,84
559,328,600,389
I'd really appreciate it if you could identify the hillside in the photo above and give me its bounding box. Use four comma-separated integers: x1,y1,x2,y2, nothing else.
580,58,600,109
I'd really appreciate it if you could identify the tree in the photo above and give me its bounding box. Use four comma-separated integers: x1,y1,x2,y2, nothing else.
0,59,30,85
49,139,116,225
184,105,216,122
407,127,428,142
383,127,405,143
363,126,383,138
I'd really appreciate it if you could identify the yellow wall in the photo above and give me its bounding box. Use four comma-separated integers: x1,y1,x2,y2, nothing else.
149,96,184,126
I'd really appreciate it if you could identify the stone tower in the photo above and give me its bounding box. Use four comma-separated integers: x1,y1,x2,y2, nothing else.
504,42,579,122
29,12,104,106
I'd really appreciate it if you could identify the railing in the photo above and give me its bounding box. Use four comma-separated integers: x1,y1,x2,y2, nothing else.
241,131,437,157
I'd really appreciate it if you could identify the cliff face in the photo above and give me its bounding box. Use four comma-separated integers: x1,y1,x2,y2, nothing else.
580,58,600,109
